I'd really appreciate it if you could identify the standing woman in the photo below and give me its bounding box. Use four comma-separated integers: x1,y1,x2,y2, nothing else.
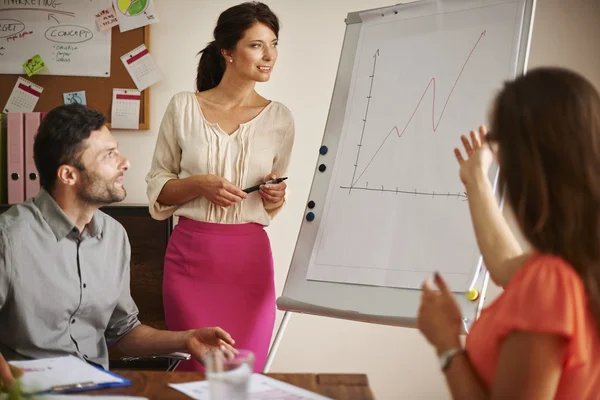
146,2,294,372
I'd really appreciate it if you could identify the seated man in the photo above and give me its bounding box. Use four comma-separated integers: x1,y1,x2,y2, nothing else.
0,104,235,389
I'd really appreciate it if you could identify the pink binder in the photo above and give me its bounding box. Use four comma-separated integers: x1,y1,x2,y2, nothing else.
7,113,25,204
24,112,41,199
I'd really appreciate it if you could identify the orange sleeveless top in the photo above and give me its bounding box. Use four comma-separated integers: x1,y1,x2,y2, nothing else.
466,253,600,399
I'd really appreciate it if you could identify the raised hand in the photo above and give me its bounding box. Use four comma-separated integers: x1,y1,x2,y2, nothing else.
454,125,495,188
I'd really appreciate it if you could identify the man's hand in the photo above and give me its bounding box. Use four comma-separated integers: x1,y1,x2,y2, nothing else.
185,327,237,363
0,353,22,392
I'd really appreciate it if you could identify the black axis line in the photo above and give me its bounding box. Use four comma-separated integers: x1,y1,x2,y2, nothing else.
349,49,379,193
339,184,467,199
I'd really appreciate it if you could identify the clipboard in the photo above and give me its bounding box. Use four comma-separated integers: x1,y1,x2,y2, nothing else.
43,368,132,394
9,355,132,395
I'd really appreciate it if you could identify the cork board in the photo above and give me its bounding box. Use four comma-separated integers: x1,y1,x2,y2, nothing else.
0,25,151,130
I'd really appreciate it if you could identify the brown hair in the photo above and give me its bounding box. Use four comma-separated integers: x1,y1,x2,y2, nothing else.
490,67,600,326
196,2,280,92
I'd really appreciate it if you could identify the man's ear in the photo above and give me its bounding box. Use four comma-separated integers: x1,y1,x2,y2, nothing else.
56,165,79,187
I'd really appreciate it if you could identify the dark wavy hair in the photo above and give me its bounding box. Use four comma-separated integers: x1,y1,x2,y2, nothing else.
33,103,106,192
196,2,279,92
489,67,600,328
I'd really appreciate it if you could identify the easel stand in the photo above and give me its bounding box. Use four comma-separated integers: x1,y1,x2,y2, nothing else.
263,311,292,372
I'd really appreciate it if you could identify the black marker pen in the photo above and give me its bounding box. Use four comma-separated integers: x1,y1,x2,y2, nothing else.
243,177,288,193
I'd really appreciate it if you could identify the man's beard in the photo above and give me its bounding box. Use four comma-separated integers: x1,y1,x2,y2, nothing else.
77,169,127,205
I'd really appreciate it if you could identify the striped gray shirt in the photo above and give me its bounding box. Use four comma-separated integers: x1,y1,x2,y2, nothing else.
0,189,140,369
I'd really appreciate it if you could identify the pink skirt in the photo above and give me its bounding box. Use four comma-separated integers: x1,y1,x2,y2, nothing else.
162,218,276,372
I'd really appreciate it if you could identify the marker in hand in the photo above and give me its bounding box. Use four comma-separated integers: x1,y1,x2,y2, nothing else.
243,177,288,193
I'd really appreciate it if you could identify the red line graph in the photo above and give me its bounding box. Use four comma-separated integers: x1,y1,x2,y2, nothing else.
350,30,487,188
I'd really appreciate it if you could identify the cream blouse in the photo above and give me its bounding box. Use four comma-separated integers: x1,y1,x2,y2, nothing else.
145,91,295,225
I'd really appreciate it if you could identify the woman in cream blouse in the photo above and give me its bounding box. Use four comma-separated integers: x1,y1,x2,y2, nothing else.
145,2,294,372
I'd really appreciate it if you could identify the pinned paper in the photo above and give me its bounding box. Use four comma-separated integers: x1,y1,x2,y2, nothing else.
63,91,87,105
4,77,43,113
22,54,46,77
96,7,119,31
111,88,141,130
113,0,158,33
120,44,162,91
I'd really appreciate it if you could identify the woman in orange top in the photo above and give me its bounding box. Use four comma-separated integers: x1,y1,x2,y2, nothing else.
417,67,600,399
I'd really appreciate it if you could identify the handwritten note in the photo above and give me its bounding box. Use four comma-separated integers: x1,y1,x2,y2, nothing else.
53,44,79,64
96,8,119,32
4,77,43,113
120,44,162,91
0,1,111,78
63,91,87,105
111,89,141,130
7,31,33,42
22,54,46,76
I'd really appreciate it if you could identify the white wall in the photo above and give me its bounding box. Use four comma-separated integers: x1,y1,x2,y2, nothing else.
116,1,600,398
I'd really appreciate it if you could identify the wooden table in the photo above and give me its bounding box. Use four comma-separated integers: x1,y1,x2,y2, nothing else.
83,370,375,399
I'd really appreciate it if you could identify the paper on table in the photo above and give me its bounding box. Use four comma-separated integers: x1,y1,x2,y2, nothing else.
169,373,333,400
9,356,123,394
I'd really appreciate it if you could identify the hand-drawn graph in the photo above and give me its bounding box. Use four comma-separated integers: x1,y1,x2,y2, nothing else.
343,30,487,199
305,1,518,291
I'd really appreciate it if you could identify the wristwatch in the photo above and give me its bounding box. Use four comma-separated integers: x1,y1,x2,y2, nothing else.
438,347,464,371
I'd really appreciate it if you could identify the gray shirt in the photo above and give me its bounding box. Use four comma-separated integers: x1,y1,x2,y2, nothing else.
0,189,140,369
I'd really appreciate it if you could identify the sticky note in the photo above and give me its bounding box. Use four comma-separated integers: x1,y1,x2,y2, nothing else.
96,7,119,32
63,91,87,105
22,54,46,77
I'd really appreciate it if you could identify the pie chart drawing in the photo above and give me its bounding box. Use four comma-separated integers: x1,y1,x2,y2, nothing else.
117,0,148,16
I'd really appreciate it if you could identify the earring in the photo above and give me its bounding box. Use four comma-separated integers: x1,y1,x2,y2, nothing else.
229,59,233,63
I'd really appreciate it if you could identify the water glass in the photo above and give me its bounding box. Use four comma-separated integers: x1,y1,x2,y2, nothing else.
205,349,254,400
